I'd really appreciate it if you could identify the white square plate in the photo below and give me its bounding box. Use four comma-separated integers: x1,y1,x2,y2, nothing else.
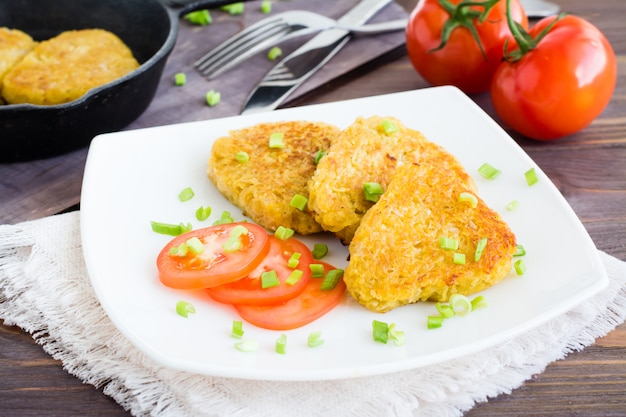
81,86,607,381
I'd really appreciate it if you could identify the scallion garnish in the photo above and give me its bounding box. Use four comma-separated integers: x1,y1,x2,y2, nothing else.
307,331,324,347
213,211,234,225
363,182,383,202
287,252,301,268
506,200,520,211
186,236,205,254
439,236,459,251
275,225,294,240
380,119,399,135
261,270,280,288
310,263,324,278
195,206,212,221
427,315,444,329
285,269,303,285
320,269,343,291
267,46,282,61
151,221,192,236
184,10,212,25
221,2,244,15
474,238,488,262
261,0,272,14
388,323,405,346
311,243,328,259
514,244,526,257
169,242,189,257
235,151,249,163
268,132,285,148
234,339,258,352
174,72,186,86
314,149,326,164
178,186,195,202
206,90,221,107
453,253,466,265
222,225,249,252
478,162,501,179
449,293,472,316
275,334,287,354
525,167,538,186
471,295,487,310
372,320,389,343
435,302,455,318
458,191,478,208
290,194,308,211
232,320,244,339
514,259,526,275
175,300,196,318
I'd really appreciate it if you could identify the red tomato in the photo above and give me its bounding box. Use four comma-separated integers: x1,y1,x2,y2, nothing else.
157,223,270,290
206,235,313,306
235,262,346,330
405,0,528,94
490,15,617,140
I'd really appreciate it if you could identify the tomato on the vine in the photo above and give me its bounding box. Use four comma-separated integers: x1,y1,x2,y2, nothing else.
490,14,617,140
405,0,528,94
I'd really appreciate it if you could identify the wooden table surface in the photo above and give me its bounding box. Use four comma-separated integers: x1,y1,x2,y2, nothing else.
1,0,625,415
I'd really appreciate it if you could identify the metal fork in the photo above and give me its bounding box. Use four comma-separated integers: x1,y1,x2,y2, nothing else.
194,10,405,80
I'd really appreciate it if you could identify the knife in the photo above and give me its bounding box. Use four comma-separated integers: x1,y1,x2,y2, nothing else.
241,0,393,114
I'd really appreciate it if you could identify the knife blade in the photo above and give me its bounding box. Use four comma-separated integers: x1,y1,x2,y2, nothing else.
241,0,393,114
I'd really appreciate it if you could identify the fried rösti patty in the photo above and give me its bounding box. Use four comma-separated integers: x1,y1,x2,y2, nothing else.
207,121,340,234
344,162,517,313
2,29,139,105
0,27,36,101
307,116,477,244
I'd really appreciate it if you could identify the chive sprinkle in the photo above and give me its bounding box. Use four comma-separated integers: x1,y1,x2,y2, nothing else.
275,226,294,240
184,10,212,25
290,194,308,211
311,243,328,259
439,236,459,251
206,90,221,106
314,149,326,164
235,151,249,163
380,119,399,135
285,269,303,285
195,206,212,221
261,270,280,288
234,339,258,352
178,186,195,202
151,221,192,236
525,167,538,186
320,269,343,291
232,320,244,339
474,238,488,261
261,0,272,13
514,259,527,275
275,334,287,354
221,2,244,15
269,132,285,148
174,72,186,86
478,162,501,179
363,182,383,202
175,301,196,318
307,331,324,347
267,46,282,61
372,320,389,344
310,263,324,278
287,252,301,268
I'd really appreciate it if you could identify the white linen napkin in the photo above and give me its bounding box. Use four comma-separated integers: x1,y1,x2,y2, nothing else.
1,211,625,417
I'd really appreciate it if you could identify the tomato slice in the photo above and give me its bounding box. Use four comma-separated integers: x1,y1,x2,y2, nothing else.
157,222,270,290
206,235,313,306
235,262,346,330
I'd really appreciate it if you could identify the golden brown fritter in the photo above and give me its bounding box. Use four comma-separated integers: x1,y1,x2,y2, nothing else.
0,27,37,100
2,29,139,105
344,161,517,313
207,121,340,234
307,115,477,244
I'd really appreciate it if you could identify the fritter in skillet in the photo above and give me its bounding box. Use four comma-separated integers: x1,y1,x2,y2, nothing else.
207,121,340,234
344,161,517,313
0,27,36,102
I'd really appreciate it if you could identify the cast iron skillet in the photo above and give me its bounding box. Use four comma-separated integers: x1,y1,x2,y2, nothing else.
0,0,245,162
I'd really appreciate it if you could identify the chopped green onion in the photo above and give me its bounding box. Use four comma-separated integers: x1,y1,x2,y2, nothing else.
506,200,520,211
169,242,189,257
453,253,466,265
449,293,472,316
212,211,234,225
174,72,186,86
186,236,205,254
320,269,343,291
178,186,195,202
234,339,258,352
478,162,501,179
514,244,526,257
525,167,538,186
363,182,383,202
427,315,444,329
474,237,488,262
206,90,221,107
195,206,212,221
388,323,405,346
222,225,248,252
261,0,272,14
261,270,280,288
287,252,301,268
285,269,303,285
311,243,328,259
275,334,287,354
235,151,249,163
372,320,389,344
184,10,212,25
221,2,244,15
267,46,282,61
435,302,455,318
380,119,399,135
151,221,192,236
232,320,244,339
514,259,526,275
458,191,478,208
275,225,294,240
314,149,326,164
307,331,324,348
471,295,487,310
175,300,196,318
290,194,308,211
268,132,285,148
310,263,324,278
439,236,459,251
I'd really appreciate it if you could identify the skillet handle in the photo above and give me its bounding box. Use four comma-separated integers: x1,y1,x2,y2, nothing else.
163,0,254,17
